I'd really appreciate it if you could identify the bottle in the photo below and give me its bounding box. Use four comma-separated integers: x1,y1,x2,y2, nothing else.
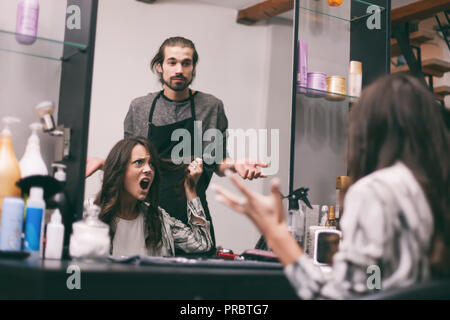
349,61,362,101
0,117,21,219
0,197,25,251
288,198,306,249
15,0,40,45
336,176,350,227
44,209,64,259
24,187,45,251
325,205,338,229
319,205,328,227
48,163,70,256
19,123,48,178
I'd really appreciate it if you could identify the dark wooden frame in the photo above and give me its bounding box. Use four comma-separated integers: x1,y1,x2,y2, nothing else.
57,0,98,250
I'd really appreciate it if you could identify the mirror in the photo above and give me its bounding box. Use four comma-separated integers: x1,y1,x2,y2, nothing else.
84,0,294,254
315,230,341,265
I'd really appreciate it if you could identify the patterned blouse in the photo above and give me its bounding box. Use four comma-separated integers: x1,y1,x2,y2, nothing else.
112,197,213,257
284,162,434,299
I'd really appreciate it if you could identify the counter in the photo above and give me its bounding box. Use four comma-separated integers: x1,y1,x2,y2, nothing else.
0,253,298,300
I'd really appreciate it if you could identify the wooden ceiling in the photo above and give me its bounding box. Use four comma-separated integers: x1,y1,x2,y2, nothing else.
236,0,294,24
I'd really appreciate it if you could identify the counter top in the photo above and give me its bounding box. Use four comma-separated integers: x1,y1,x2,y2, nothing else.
0,253,299,299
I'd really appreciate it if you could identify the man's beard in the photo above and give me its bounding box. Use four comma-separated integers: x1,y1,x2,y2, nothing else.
160,75,194,92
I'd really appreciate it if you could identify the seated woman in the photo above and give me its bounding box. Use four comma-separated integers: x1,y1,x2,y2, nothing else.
95,136,213,257
213,74,450,299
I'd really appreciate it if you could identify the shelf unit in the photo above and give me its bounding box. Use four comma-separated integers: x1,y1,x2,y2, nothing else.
0,29,87,61
1,1,98,250
289,0,390,204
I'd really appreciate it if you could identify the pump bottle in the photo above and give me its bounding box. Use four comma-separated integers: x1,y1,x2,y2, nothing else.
19,122,48,178
0,117,22,218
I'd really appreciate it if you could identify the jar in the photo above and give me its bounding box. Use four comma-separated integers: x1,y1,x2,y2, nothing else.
69,203,110,260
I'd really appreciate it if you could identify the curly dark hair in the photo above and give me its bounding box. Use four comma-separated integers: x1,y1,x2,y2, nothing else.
95,136,163,250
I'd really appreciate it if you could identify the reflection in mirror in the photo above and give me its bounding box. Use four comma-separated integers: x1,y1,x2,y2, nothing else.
315,230,341,265
85,0,294,255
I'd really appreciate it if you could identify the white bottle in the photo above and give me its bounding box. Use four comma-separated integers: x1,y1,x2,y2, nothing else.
348,61,362,101
44,209,64,260
19,122,48,178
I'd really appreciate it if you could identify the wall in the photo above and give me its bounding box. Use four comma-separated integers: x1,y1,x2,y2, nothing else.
0,0,67,171
85,0,294,253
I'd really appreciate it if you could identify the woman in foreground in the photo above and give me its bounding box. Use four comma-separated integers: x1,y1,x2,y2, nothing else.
214,74,450,299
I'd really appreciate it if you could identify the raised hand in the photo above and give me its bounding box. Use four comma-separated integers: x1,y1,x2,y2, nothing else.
85,157,105,178
234,159,269,180
213,171,285,235
184,158,203,200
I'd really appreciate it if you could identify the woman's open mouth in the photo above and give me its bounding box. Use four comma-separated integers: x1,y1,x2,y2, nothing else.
139,178,150,190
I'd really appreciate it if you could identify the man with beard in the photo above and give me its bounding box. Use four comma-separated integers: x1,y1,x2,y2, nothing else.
87,37,267,256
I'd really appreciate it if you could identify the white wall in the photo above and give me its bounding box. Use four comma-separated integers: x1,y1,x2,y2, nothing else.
85,0,294,253
0,0,67,173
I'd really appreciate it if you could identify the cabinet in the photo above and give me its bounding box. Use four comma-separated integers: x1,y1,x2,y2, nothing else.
289,0,390,206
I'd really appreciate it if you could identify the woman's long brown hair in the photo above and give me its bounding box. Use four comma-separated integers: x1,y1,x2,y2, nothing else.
347,74,450,277
95,136,163,249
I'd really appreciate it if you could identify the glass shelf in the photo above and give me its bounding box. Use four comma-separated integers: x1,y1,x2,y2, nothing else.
0,29,87,61
297,85,358,102
299,0,385,22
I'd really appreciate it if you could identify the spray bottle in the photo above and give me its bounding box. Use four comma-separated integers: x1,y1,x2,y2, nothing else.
19,122,48,178
286,187,312,250
0,117,22,219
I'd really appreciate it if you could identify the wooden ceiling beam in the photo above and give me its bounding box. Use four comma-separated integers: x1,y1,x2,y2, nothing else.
237,0,294,25
392,0,450,26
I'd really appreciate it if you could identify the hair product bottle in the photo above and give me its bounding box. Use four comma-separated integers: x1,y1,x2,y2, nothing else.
0,117,22,219
325,205,338,229
15,0,40,45
44,209,64,260
48,163,70,256
24,187,45,251
348,61,363,101
336,176,350,226
19,122,48,178
0,197,25,251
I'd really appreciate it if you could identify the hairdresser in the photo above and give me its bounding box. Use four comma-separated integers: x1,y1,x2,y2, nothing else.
86,36,268,255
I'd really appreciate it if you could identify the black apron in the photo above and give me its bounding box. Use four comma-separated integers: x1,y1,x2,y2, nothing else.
148,90,216,255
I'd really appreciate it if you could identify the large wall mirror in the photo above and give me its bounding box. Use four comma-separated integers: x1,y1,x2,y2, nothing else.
84,0,294,253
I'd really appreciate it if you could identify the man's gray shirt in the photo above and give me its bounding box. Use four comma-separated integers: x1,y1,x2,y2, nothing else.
124,91,228,163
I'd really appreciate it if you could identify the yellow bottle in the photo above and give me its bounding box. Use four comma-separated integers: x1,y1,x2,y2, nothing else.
0,117,22,220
